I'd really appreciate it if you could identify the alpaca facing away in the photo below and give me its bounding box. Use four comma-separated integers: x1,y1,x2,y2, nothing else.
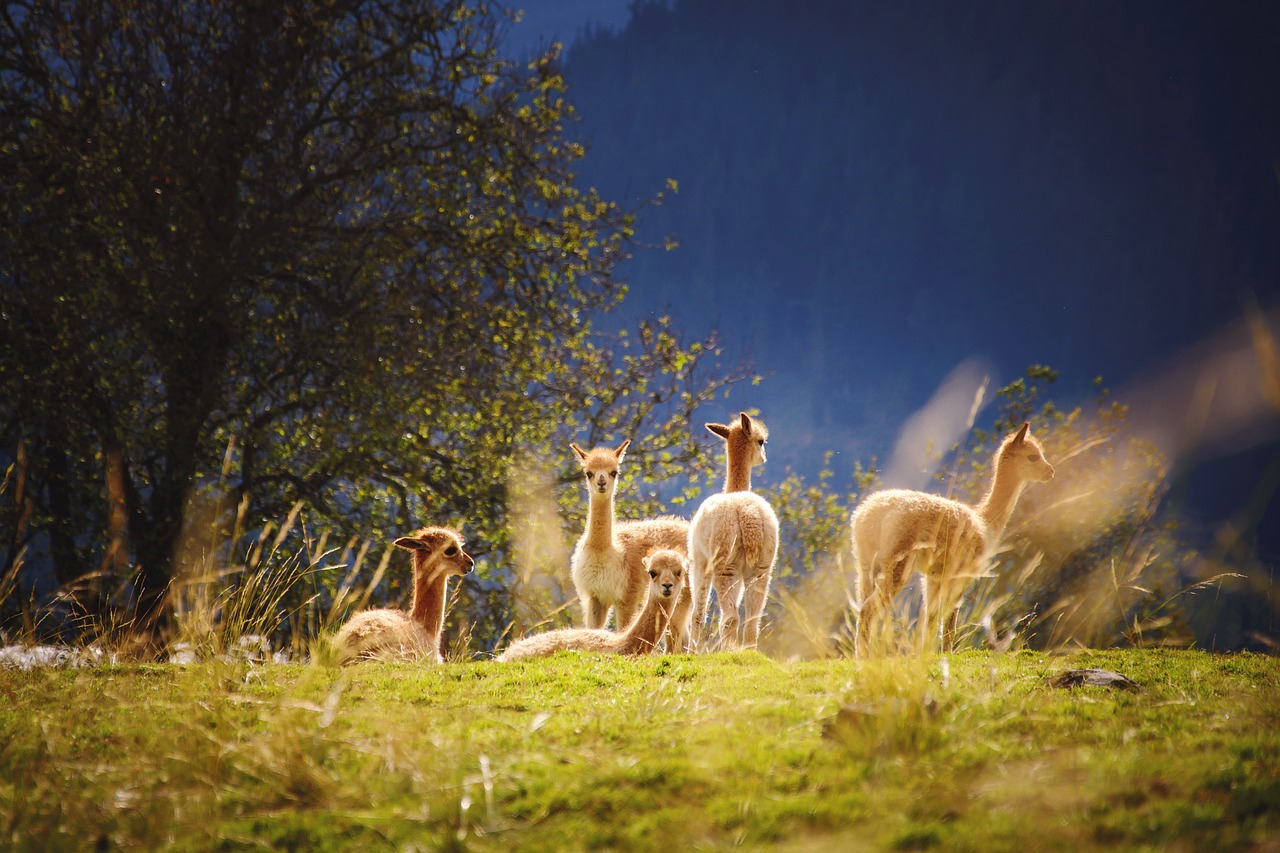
569,440,692,648
332,527,474,664
851,422,1054,656
687,412,779,650
499,550,686,661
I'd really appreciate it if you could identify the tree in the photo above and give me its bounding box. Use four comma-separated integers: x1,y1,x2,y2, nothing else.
0,0,744,633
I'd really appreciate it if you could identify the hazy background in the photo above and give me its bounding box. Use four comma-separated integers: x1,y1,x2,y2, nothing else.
501,0,1280,640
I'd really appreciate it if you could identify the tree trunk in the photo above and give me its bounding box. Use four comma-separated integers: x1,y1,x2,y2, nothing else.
44,426,84,589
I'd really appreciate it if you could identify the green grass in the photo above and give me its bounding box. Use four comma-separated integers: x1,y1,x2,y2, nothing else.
2,650,1278,851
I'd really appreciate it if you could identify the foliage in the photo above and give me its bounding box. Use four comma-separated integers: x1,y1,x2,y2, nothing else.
0,0,746,636
1,650,1277,849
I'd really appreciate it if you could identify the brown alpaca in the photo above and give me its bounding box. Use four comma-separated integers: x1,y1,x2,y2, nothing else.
688,412,780,650
332,526,474,664
499,550,687,661
851,422,1055,655
569,440,693,650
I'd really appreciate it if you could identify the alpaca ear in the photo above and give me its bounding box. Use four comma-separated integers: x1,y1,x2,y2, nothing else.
394,537,427,551
739,412,752,432
570,442,588,462
1014,422,1030,444
613,439,631,460
706,422,731,440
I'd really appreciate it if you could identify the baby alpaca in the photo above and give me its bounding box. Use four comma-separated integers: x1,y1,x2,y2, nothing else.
499,549,686,661
688,412,780,650
332,526,474,664
569,440,692,649
851,422,1055,655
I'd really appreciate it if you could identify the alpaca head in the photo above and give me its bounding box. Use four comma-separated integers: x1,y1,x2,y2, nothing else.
570,439,630,500
642,548,687,601
706,411,768,467
393,526,475,581
997,422,1056,483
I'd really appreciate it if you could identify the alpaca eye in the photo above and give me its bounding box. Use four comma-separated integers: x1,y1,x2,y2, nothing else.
648,570,657,579
444,546,458,557
609,470,618,478
758,439,766,446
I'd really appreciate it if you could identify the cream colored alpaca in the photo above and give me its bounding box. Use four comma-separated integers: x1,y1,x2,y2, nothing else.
851,422,1055,655
331,526,474,664
569,440,693,650
499,549,686,661
688,412,780,650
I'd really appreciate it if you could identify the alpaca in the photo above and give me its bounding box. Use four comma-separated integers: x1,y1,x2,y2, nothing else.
499,549,686,661
331,526,474,664
569,440,693,650
851,422,1055,655
688,412,780,650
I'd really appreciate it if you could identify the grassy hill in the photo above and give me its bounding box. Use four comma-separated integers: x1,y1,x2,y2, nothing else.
2,649,1277,850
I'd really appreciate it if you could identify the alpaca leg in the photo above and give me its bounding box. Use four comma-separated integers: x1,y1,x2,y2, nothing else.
922,576,942,654
584,596,609,630
855,562,881,658
859,553,909,657
854,537,881,658
740,569,772,649
614,588,644,632
666,587,693,652
924,575,966,653
713,574,743,649
689,549,714,649
943,606,960,653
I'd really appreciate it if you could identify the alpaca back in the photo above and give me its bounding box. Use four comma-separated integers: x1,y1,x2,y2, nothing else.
497,627,617,662
616,515,688,556
851,489,990,582
690,492,779,575
332,609,437,665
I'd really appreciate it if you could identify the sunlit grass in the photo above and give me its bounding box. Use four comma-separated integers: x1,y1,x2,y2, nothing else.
1,650,1277,849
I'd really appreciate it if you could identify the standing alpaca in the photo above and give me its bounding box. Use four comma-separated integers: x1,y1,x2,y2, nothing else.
569,440,693,649
499,549,686,661
688,412,780,650
332,526,474,664
851,422,1055,655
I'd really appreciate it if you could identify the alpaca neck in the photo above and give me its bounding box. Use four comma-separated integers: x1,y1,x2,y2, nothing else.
409,570,449,653
613,593,673,654
975,462,1027,536
724,451,752,492
582,490,616,551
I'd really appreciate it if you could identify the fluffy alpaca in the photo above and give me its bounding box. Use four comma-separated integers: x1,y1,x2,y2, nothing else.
851,422,1055,655
499,549,686,661
688,412,780,650
331,526,474,664
569,440,693,649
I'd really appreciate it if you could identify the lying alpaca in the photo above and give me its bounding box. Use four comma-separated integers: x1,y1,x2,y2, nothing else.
851,422,1055,655
569,440,692,649
499,549,686,661
688,412,780,650
332,526,474,664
